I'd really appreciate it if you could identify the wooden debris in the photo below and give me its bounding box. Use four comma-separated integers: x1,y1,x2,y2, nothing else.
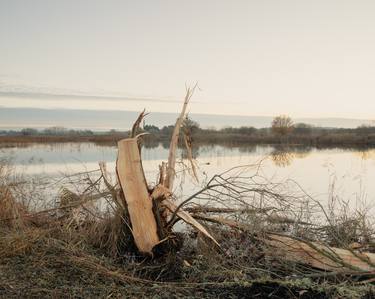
183,132,199,183
192,215,375,272
158,162,167,186
114,87,220,254
267,234,375,272
162,198,220,247
149,184,220,247
150,184,171,201
116,138,159,254
164,84,197,190
191,214,248,230
130,109,148,138
99,161,115,190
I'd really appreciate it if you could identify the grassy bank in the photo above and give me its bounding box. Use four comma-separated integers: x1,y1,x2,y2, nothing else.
1,206,374,298
3,226,371,299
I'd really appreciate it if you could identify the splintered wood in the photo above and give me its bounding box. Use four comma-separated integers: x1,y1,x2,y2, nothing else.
194,215,375,272
162,198,220,247
164,85,196,191
115,86,220,255
116,138,159,254
116,136,219,254
267,234,375,272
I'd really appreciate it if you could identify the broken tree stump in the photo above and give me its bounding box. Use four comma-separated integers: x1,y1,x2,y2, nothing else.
116,138,160,254
115,89,219,255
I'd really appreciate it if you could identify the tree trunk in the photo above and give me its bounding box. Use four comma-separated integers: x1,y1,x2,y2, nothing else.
116,138,159,254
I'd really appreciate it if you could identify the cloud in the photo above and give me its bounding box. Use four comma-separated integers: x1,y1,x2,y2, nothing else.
0,82,205,105
0,90,184,104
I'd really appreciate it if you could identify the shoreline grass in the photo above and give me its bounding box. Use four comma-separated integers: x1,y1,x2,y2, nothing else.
1,159,375,298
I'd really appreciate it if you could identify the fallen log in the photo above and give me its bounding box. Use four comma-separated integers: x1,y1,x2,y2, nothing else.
116,138,159,254
192,215,375,272
267,234,375,272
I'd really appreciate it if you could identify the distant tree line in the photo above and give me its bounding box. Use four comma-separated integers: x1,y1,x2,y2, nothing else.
2,116,375,147
0,126,95,136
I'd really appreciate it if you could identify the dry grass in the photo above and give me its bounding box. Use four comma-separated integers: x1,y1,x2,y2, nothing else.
0,159,375,298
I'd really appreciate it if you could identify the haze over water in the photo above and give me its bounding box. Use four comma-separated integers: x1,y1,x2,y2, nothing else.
1,108,373,131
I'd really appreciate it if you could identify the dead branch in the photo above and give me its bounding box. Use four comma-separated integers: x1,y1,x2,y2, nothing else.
164,84,198,191
162,198,220,247
130,109,148,138
182,122,199,183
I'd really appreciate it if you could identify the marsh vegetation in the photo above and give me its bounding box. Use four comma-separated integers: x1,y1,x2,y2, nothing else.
1,155,375,298
1,108,375,298
2,118,375,148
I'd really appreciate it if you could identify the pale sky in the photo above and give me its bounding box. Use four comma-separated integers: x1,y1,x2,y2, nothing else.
1,0,375,118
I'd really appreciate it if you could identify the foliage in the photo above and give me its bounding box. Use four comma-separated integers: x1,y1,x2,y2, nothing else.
3,117,375,147
271,115,294,136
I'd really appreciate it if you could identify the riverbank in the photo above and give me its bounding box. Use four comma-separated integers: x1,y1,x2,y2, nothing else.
1,129,375,149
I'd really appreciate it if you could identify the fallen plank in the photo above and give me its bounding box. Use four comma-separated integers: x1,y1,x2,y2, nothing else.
116,138,159,254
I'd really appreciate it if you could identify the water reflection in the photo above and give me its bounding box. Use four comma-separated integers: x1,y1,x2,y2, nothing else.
2,142,375,215
238,145,257,154
270,146,312,167
271,149,294,167
180,145,200,160
355,149,375,160
4,142,375,171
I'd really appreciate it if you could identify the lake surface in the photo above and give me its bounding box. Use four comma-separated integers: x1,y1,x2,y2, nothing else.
2,142,375,213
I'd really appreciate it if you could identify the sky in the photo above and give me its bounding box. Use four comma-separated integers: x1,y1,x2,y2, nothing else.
1,0,375,119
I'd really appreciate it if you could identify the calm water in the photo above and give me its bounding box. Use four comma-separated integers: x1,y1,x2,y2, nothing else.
2,142,375,212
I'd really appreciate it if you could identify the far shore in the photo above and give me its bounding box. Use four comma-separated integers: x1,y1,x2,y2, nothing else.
1,127,375,149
